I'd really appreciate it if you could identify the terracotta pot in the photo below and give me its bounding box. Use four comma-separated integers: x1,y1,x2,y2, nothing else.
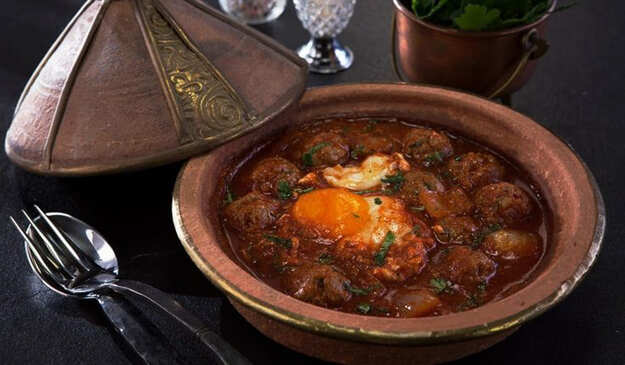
172,83,605,364
392,0,557,98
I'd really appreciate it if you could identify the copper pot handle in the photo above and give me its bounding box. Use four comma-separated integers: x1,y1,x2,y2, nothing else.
391,14,549,100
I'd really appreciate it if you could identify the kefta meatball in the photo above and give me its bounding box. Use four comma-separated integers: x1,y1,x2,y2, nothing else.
348,132,396,159
432,216,480,245
399,170,445,206
447,152,505,191
282,263,352,307
296,131,349,168
223,191,281,233
433,246,497,287
474,182,533,226
402,128,453,166
250,157,302,198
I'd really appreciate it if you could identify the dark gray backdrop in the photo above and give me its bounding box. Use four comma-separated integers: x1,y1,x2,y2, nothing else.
1,0,624,364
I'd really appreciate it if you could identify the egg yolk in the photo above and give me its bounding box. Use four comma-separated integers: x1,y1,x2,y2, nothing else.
293,188,370,237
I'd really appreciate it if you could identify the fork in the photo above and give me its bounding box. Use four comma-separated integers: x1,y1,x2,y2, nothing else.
10,206,250,365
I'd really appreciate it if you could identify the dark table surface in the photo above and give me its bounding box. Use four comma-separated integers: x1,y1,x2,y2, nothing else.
1,1,624,364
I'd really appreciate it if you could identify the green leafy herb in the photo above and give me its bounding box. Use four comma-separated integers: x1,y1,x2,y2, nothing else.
409,139,425,149
430,277,454,294
356,303,371,314
294,186,314,194
381,172,405,193
264,234,292,249
364,120,378,132
412,224,422,235
454,155,463,161
352,213,360,218
374,197,383,205
318,253,334,265
410,0,572,31
354,189,379,195
277,180,292,200
223,185,235,205
351,144,366,159
472,223,502,248
423,151,444,167
302,142,330,166
458,294,481,310
344,283,372,296
477,281,487,293
374,231,395,266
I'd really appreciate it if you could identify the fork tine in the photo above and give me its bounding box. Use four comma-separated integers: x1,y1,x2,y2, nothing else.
10,216,63,279
21,210,70,272
33,205,92,271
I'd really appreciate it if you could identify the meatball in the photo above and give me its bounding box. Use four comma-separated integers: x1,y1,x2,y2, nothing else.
419,187,474,219
295,131,349,167
483,229,541,260
474,182,533,225
250,157,302,198
282,263,352,307
402,128,453,166
447,152,505,191
223,192,281,233
399,170,445,206
432,216,479,244
389,288,441,317
433,246,497,287
349,132,396,159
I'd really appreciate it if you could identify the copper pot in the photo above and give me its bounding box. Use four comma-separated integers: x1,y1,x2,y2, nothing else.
173,83,604,364
392,0,556,98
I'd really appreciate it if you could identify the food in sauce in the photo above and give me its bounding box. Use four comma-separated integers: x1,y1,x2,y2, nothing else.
220,118,548,318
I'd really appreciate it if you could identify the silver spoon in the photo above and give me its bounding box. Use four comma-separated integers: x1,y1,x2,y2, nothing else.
11,209,250,365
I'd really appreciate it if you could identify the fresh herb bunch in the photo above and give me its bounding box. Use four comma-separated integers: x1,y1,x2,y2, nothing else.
410,0,569,31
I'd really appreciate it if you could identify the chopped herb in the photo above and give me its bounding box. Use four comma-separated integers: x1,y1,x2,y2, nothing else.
294,186,314,194
477,282,487,293
351,144,366,159
364,120,378,132
430,277,454,294
344,283,371,296
318,253,334,265
381,172,405,193
372,306,390,314
459,294,481,310
223,185,234,205
374,231,395,266
472,223,502,248
356,303,371,314
410,205,425,212
302,142,330,166
412,224,422,235
374,197,383,205
352,213,360,218
440,170,453,180
424,151,444,167
274,264,296,273
454,155,463,161
277,180,292,200
355,189,379,195
424,181,434,191
409,140,425,149
264,234,292,249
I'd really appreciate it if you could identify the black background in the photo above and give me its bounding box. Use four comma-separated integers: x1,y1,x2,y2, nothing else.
1,1,624,364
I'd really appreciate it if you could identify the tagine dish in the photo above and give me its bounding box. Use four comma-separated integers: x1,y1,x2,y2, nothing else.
219,118,549,318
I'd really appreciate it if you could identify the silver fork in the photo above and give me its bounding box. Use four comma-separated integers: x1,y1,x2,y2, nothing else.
10,206,250,365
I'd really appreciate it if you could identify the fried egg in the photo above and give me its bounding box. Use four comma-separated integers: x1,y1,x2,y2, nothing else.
292,188,414,249
322,153,410,191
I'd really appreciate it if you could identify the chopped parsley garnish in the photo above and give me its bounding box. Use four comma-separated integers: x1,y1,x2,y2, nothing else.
374,197,383,205
350,144,366,159
344,283,371,296
424,151,444,166
409,139,425,149
430,277,454,294
354,189,379,195
458,294,481,311
223,185,235,205
294,186,314,194
352,213,360,218
302,142,330,166
356,303,371,314
318,253,334,265
424,181,434,191
277,180,292,200
472,223,502,248
412,224,422,235
381,172,405,193
454,155,463,161
264,234,292,249
477,281,487,293
364,120,378,132
374,231,395,266
410,205,425,212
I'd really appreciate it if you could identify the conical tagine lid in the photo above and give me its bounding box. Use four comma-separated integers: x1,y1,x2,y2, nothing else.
6,0,307,175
